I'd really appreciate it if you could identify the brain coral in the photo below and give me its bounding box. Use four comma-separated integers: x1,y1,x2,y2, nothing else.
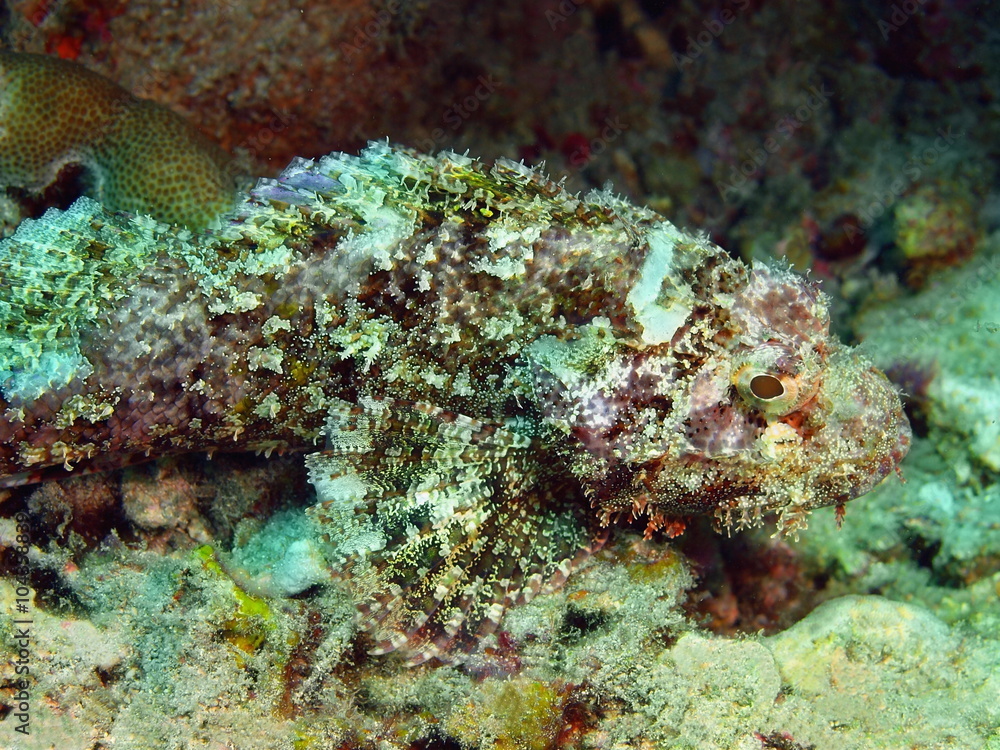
0,51,235,228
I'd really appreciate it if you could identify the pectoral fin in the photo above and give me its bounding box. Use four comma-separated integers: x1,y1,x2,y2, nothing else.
306,397,598,664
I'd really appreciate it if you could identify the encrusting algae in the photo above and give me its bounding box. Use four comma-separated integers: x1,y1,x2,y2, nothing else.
0,51,236,228
0,110,910,661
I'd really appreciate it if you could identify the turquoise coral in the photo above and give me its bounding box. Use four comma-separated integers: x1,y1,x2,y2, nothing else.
0,51,235,228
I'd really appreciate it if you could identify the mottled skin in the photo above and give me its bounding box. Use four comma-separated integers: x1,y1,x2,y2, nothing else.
0,144,910,662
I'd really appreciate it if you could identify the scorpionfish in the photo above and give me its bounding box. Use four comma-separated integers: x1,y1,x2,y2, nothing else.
0,143,910,663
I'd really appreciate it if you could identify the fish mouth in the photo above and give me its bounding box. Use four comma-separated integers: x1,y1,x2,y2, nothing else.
842,405,911,503
805,353,912,506
872,392,911,481
587,351,912,523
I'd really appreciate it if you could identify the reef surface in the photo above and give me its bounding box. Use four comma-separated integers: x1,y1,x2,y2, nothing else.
1,1,999,749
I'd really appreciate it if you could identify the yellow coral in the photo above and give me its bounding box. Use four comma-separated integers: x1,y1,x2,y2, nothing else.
0,51,235,228
445,678,565,750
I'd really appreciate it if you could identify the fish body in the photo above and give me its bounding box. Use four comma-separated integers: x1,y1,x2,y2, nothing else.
0,143,909,661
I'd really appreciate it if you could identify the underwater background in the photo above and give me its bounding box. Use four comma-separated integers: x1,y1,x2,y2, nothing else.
1,0,999,748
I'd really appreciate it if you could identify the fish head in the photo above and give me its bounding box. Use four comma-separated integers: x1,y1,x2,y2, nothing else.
526,264,911,534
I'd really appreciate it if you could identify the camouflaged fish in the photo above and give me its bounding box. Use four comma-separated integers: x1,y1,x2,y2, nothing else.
0,143,910,662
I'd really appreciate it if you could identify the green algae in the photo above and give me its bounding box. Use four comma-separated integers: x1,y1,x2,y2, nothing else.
445,677,566,750
194,544,275,656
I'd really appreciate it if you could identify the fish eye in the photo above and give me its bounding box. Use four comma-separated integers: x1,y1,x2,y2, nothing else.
749,374,784,400
733,364,801,417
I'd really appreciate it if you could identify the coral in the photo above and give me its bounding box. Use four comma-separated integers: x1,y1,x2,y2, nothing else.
120,460,206,538
795,433,1000,638
893,182,981,287
25,472,118,544
444,677,567,750
0,2,998,748
0,143,909,664
0,51,235,227
855,238,1000,472
765,595,1000,748
194,545,277,658
0,578,127,749
225,510,330,599
0,544,347,749
464,556,1000,749
5,518,999,749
